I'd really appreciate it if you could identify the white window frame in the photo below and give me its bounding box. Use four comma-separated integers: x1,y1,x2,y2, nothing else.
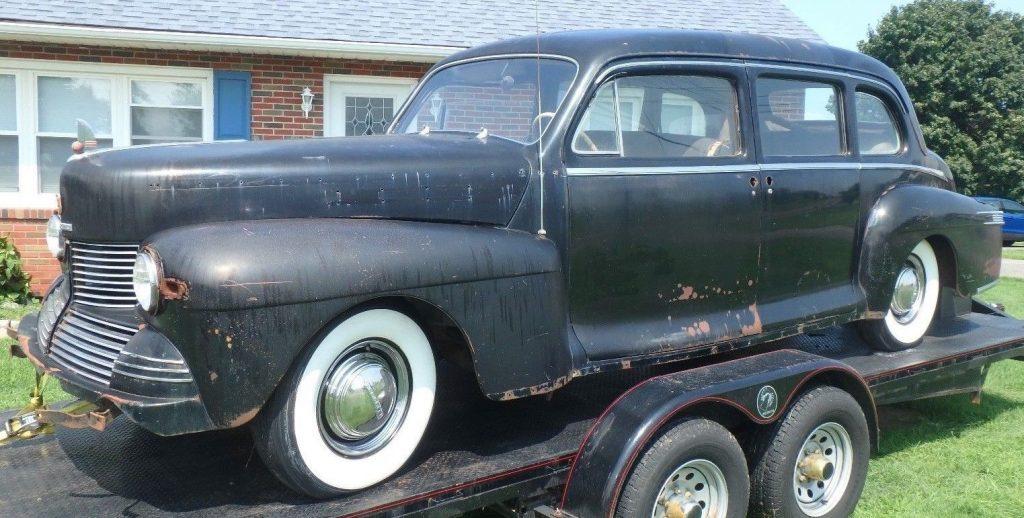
0,58,214,209
323,74,416,137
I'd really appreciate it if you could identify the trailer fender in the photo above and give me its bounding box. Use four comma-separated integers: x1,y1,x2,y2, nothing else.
559,349,876,518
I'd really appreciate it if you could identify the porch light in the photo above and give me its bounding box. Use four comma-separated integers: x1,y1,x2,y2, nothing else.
301,87,314,118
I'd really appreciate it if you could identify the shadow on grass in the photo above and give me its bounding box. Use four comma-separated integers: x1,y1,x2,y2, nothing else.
873,391,1021,458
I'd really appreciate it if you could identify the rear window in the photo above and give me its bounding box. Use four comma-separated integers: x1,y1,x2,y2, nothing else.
756,78,843,157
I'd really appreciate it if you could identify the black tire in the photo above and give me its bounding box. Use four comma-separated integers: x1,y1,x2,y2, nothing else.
1005,240,1016,247
616,417,749,518
252,308,436,498
749,386,870,518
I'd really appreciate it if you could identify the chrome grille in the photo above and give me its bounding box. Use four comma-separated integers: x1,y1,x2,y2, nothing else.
48,308,138,385
69,242,139,308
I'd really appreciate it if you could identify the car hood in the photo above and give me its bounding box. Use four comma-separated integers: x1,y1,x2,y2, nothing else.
59,133,534,242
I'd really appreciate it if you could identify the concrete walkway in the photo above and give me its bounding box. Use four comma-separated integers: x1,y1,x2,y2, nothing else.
1002,258,1024,279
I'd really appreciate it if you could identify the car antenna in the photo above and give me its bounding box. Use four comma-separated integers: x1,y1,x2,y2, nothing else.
535,0,547,237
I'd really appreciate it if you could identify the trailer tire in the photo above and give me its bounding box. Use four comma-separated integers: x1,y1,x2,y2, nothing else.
252,308,436,498
749,386,869,518
616,417,749,518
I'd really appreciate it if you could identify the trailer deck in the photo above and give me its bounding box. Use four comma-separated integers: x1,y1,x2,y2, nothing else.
2,310,1023,517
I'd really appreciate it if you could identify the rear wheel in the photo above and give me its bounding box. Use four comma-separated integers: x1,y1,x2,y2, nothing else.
252,308,436,498
860,239,940,351
616,417,749,518
749,386,870,517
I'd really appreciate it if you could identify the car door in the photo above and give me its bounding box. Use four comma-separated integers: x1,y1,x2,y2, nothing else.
564,62,765,361
749,69,862,331
1001,198,1024,241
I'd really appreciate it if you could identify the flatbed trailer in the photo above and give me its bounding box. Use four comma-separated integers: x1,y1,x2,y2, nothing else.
3,303,1024,517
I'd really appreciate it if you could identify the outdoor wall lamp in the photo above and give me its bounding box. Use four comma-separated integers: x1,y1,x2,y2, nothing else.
301,87,314,118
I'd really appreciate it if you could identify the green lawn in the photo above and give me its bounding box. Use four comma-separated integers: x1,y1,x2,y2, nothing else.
1,282,1024,514
857,278,1024,516
0,299,68,409
1004,243,1024,261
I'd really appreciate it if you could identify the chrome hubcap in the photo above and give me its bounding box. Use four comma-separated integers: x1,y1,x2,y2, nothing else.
890,255,925,324
793,422,854,517
652,459,728,518
319,339,410,456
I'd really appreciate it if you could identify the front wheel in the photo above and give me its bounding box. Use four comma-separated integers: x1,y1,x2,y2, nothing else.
252,308,436,498
860,239,940,351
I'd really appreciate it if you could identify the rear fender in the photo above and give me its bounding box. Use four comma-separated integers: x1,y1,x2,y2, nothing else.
859,185,1001,315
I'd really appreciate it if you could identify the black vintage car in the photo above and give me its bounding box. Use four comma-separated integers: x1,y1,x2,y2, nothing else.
19,29,1002,497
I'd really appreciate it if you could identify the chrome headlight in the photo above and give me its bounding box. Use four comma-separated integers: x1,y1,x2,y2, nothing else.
132,250,161,313
45,215,64,258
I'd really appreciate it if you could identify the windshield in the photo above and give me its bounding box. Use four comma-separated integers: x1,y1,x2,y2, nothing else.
393,57,577,144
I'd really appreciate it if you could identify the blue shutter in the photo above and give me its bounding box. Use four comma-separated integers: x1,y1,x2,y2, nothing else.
213,70,251,140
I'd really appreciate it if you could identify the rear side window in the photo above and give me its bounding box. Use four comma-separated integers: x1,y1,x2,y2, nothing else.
756,78,843,157
572,74,742,159
856,91,902,155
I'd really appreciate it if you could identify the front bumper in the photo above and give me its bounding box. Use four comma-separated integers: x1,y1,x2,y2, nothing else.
17,311,215,436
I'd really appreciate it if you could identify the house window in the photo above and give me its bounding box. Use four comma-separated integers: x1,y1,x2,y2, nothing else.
0,74,17,192
0,60,212,205
325,76,416,137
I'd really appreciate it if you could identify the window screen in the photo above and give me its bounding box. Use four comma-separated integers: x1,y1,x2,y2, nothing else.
573,74,741,159
855,91,901,155
757,78,843,157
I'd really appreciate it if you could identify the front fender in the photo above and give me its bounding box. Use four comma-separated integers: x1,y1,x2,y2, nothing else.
859,185,1001,314
143,218,570,428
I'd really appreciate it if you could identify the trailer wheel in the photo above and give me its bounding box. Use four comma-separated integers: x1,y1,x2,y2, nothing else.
616,417,749,518
252,308,436,498
860,239,940,351
749,386,869,517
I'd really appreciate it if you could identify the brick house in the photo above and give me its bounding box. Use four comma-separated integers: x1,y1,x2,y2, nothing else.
0,0,819,294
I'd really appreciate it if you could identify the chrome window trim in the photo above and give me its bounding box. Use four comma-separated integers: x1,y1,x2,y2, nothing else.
386,53,581,145
566,162,946,178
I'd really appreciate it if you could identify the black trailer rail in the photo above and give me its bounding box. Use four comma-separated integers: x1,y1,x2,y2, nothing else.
2,308,1023,517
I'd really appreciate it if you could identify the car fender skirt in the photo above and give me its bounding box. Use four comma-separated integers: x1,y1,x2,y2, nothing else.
558,350,875,518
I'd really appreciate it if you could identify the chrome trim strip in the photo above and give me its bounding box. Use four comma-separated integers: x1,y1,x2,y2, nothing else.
72,262,134,271
63,316,134,343
566,162,947,178
72,299,136,308
68,310,139,334
111,366,194,383
48,351,107,384
49,340,114,375
73,284,135,294
74,291,137,301
72,269,133,280
57,325,124,355
119,350,186,365
71,254,137,264
70,246,138,255
114,361,190,374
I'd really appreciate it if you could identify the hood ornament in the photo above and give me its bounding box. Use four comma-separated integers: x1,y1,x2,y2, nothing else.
71,119,97,155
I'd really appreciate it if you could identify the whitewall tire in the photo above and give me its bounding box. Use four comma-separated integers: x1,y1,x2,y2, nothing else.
253,308,436,497
861,240,940,351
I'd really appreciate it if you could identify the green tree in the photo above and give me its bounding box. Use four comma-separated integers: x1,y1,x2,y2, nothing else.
860,0,1024,201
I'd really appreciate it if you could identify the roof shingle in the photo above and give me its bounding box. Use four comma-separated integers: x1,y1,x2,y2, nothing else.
0,0,821,48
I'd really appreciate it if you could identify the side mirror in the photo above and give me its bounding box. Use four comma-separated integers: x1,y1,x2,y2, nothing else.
71,119,97,155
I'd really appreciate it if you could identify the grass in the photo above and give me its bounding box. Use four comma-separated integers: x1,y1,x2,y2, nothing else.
1,282,1024,514
0,299,69,409
1003,243,1024,261
856,279,1024,517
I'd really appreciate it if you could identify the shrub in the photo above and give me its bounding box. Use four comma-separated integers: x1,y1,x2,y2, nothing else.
0,237,32,304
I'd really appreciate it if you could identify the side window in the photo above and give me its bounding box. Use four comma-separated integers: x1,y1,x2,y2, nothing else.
856,91,902,155
756,77,843,157
1004,199,1024,214
572,74,741,159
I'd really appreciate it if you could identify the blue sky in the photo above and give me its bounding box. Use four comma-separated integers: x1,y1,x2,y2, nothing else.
782,0,1024,50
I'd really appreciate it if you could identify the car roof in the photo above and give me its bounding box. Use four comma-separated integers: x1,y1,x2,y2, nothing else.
435,29,905,90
